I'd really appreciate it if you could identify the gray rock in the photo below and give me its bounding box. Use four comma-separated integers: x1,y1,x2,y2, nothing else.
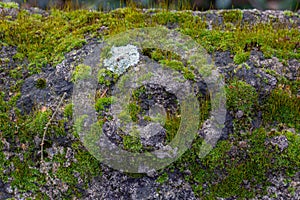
270,135,289,152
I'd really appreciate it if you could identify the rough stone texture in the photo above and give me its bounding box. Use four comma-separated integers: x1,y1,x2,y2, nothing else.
0,7,19,20
85,165,196,200
16,38,101,114
269,135,289,152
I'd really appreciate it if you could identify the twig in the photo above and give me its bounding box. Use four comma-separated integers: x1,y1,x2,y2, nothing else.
100,88,108,98
40,92,67,162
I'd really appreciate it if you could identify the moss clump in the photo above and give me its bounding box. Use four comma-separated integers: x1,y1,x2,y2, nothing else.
35,78,47,89
226,80,258,116
233,51,250,64
156,172,169,184
127,102,141,122
53,141,102,197
173,126,300,199
97,68,118,86
0,2,19,9
160,59,184,71
164,113,181,143
95,97,112,112
123,133,143,153
72,64,92,82
226,80,258,131
64,103,73,118
0,8,298,78
263,86,300,131
221,10,243,23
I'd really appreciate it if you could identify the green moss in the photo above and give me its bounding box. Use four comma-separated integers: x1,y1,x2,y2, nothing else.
263,87,300,131
160,59,184,71
226,80,258,116
159,59,195,80
183,67,195,80
10,156,46,193
156,172,169,184
221,10,243,23
72,64,92,82
164,113,181,143
64,103,73,118
132,85,146,100
283,10,298,17
173,126,300,199
35,78,47,89
233,51,250,64
97,68,118,86
123,133,143,153
0,2,19,9
53,141,102,197
95,97,112,112
127,102,141,122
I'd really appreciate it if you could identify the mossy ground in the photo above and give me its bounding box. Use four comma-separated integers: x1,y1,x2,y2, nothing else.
0,2,299,199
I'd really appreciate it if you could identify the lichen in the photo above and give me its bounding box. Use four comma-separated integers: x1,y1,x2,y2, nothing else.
103,44,140,75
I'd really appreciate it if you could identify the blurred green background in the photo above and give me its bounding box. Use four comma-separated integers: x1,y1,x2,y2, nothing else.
1,0,299,11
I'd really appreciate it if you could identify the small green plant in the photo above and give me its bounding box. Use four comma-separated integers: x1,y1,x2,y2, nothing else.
226,80,258,131
283,10,297,17
160,59,184,71
132,86,146,100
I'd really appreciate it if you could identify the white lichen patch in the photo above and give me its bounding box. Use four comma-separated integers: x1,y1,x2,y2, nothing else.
104,44,140,75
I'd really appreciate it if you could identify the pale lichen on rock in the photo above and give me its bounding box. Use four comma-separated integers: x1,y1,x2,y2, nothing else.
103,44,140,75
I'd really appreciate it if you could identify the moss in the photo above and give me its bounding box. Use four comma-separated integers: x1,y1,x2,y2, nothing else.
226,80,258,132
164,113,181,143
72,64,92,82
127,102,141,122
233,51,250,64
0,2,19,9
53,141,102,197
35,78,47,89
283,10,298,17
159,59,196,80
123,134,143,153
160,59,184,71
97,68,117,86
263,86,300,131
156,172,169,184
226,80,258,116
132,85,146,100
64,103,73,118
221,10,243,23
172,126,300,199
95,97,112,112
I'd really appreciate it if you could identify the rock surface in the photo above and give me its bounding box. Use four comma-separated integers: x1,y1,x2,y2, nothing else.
0,6,299,200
